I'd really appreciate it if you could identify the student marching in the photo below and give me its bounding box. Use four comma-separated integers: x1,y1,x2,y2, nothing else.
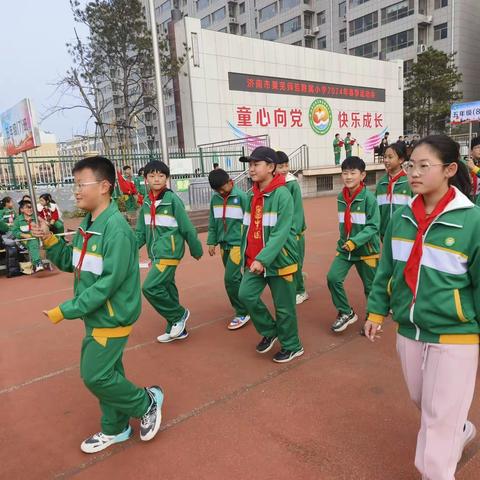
365,135,480,480
238,147,303,363
31,156,163,453
207,168,250,330
375,142,412,240
327,156,380,333
136,160,203,343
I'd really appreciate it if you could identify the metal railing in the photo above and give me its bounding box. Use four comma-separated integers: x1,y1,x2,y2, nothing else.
0,147,246,190
187,169,252,211
288,144,309,171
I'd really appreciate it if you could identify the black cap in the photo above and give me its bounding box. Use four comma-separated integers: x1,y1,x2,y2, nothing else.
239,146,279,164
276,150,289,164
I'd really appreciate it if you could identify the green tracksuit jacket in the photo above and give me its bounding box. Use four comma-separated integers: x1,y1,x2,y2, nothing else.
241,185,299,277
375,173,412,238
136,189,203,262
367,188,480,344
44,201,142,331
207,185,248,248
336,186,380,261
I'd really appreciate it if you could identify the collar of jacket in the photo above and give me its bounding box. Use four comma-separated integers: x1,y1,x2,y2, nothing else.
144,189,172,208
379,173,408,185
285,172,297,183
80,200,119,235
213,185,242,199
402,187,474,228
338,185,367,205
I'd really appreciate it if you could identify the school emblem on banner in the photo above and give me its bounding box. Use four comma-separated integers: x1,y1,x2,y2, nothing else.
309,98,332,136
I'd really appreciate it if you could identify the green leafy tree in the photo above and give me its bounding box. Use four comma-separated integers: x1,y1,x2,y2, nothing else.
404,47,462,135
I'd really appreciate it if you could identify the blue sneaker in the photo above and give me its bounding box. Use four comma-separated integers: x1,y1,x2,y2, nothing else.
80,425,132,453
140,386,164,441
169,309,190,338
228,315,250,330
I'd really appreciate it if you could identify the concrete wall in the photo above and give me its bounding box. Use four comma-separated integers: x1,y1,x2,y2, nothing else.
175,16,403,168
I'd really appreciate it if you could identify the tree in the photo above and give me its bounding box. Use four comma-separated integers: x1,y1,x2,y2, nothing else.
45,0,187,151
404,47,462,136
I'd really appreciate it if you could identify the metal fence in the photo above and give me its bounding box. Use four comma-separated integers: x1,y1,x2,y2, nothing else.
0,147,246,190
187,141,309,211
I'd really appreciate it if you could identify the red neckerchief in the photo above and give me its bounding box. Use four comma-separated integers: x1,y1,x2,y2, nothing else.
403,187,456,298
472,171,478,197
221,193,230,232
342,183,365,237
76,228,94,279
387,170,406,201
246,174,286,267
148,188,166,228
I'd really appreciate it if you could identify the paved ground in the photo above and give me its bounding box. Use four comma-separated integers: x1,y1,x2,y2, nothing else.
1,195,480,479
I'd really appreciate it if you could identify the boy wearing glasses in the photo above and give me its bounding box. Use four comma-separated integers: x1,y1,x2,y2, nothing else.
327,156,380,333
13,200,44,272
31,156,163,453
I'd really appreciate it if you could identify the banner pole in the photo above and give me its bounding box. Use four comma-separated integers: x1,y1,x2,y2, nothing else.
22,151,39,223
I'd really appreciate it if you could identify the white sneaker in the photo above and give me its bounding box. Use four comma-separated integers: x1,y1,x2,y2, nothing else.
80,425,132,453
157,330,189,343
228,315,250,330
170,309,190,338
296,292,309,305
459,421,476,461
34,263,44,273
157,333,171,343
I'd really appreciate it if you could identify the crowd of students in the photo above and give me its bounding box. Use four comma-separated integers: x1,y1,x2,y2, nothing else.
1,193,65,273
3,134,479,479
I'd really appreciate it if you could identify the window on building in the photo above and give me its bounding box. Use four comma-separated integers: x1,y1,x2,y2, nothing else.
381,28,414,53
259,2,277,22
239,2,246,13
349,40,378,58
381,0,414,25
434,0,448,8
339,28,347,43
349,11,378,36
160,0,171,15
260,26,279,40
403,59,414,77
212,7,226,23
197,0,209,11
279,0,300,13
280,16,302,36
349,0,370,6
305,38,314,48
241,23,247,34
434,22,448,40
201,15,211,27
317,10,326,25
339,1,346,17
317,36,327,49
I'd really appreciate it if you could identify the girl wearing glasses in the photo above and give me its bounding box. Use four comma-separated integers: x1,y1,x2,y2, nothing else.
365,135,479,480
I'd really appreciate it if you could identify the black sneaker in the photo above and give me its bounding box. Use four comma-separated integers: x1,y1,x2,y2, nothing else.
273,347,304,363
256,336,278,354
331,309,358,333
140,386,164,441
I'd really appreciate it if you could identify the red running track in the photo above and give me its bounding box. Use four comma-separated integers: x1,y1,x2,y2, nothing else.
1,195,479,479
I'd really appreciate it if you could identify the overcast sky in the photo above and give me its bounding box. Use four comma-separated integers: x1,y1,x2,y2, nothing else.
0,0,91,141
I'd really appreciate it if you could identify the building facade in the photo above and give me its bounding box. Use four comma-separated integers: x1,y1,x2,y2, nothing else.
145,0,478,150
